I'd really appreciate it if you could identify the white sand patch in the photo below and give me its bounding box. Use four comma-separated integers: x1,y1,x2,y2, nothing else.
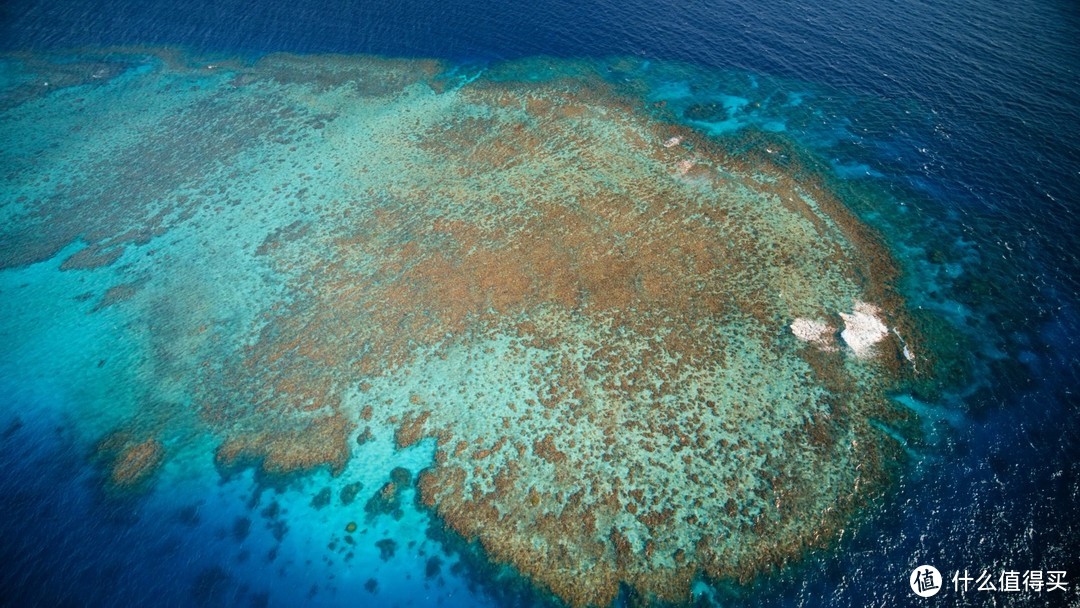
839,301,889,358
790,318,837,351
675,158,695,175
663,135,683,148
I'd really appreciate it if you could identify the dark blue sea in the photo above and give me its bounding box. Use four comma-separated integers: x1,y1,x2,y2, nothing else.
1,0,1078,606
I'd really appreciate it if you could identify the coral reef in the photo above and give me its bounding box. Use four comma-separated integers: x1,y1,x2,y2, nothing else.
311,487,331,509
340,481,363,506
2,50,935,606
364,468,412,521
213,414,352,477
94,432,165,492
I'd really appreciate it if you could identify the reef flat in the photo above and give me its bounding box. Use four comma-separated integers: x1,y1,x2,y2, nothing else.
0,50,928,606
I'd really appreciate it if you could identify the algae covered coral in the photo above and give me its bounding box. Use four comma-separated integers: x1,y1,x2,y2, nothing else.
1,50,929,606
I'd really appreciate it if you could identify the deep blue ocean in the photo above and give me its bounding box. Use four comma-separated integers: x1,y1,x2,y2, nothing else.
1,0,1078,606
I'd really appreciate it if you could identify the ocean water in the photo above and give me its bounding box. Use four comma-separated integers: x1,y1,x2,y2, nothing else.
1,1,1078,607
